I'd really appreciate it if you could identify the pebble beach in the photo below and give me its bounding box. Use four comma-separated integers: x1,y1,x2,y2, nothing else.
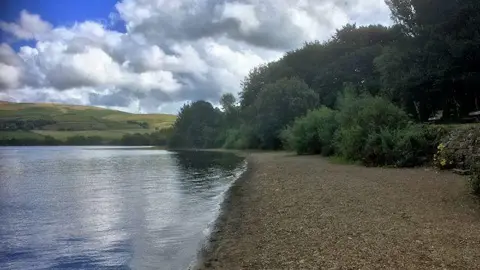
197,152,480,269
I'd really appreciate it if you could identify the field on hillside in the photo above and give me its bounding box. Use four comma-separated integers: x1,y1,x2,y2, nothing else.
0,101,176,131
32,129,153,141
0,131,46,140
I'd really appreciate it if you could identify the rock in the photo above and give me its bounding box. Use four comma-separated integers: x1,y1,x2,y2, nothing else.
439,126,480,172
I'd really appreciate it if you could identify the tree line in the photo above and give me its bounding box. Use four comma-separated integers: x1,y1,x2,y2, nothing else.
0,129,172,146
166,0,479,167
0,119,57,131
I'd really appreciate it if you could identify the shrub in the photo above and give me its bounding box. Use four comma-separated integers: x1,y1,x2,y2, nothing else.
469,164,480,196
334,95,410,161
281,107,338,155
334,94,437,167
337,95,410,133
392,125,433,167
222,126,258,149
432,142,456,170
252,77,319,150
361,124,435,167
362,128,398,166
334,125,365,161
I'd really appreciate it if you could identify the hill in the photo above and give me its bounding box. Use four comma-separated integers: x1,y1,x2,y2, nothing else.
0,101,176,142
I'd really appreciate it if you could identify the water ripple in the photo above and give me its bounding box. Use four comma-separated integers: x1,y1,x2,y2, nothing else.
0,146,245,270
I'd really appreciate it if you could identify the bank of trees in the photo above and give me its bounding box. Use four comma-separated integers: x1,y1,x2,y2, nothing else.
167,0,479,166
0,129,172,146
0,119,57,131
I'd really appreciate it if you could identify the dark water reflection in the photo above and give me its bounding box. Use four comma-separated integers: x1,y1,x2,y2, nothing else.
0,146,245,270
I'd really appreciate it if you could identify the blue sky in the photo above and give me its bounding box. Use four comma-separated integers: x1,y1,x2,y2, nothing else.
3,0,120,28
2,0,124,48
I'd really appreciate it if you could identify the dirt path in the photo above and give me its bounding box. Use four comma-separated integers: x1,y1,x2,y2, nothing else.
198,152,480,269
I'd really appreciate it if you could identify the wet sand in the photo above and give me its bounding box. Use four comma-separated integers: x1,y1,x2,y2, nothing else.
197,152,480,269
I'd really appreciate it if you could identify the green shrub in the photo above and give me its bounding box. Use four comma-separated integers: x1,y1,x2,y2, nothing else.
334,95,409,162
282,107,338,155
468,165,480,196
392,125,432,167
334,94,436,167
362,128,398,166
336,95,410,133
334,125,364,160
222,126,258,149
361,125,434,167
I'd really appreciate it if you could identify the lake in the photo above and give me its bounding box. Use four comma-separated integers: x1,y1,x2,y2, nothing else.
0,146,246,270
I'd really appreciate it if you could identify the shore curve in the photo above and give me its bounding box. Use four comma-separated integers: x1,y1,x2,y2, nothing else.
196,152,480,269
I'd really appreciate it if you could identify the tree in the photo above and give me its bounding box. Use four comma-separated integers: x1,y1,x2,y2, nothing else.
251,77,319,149
220,93,236,112
378,0,480,120
240,61,295,110
168,101,222,148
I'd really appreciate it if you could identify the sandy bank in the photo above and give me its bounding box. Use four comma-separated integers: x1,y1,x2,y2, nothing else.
197,152,480,269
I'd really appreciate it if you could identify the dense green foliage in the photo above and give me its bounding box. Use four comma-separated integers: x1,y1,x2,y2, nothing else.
0,128,172,146
252,78,319,149
469,164,480,196
334,94,410,162
167,0,480,164
0,119,57,131
281,107,337,155
283,94,440,167
168,101,222,149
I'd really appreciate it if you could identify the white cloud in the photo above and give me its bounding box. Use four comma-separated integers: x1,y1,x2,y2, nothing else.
0,63,22,89
0,43,23,90
221,3,260,34
0,0,391,113
46,46,124,89
0,10,52,40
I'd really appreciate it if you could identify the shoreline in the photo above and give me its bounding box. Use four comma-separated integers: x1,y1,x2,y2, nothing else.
194,152,480,269
192,152,253,269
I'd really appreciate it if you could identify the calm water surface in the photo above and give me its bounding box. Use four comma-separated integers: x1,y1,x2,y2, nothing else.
0,146,245,270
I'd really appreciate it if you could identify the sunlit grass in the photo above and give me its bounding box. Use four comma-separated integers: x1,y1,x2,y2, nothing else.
32,129,155,141
0,101,176,132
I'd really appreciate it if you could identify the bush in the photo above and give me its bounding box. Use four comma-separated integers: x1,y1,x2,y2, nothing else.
222,126,258,149
334,95,410,162
469,164,480,196
334,94,437,167
334,125,365,161
337,95,410,134
362,128,398,166
393,125,433,167
252,77,319,150
361,125,434,167
282,107,338,155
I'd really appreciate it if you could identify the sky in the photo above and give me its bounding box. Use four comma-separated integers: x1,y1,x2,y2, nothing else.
0,0,392,114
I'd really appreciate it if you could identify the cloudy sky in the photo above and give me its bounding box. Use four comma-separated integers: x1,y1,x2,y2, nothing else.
0,0,391,114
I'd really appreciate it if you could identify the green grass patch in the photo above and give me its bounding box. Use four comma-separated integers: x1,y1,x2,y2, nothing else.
32,129,155,141
0,101,176,131
0,131,46,140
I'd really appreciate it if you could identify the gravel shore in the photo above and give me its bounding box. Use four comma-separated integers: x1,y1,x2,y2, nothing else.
197,152,480,269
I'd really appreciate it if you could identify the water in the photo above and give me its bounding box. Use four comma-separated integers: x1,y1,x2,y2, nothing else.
0,146,246,270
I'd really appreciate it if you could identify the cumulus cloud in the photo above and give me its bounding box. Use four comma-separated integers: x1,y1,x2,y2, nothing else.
0,0,391,113
116,0,390,50
0,10,52,40
0,43,23,90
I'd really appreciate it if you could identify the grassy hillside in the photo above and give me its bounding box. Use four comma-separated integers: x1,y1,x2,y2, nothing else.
0,101,176,142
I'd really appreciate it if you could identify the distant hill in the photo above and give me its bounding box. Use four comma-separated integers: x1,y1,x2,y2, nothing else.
0,101,176,142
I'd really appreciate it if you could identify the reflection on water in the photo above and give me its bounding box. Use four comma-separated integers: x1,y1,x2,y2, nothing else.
0,146,245,270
